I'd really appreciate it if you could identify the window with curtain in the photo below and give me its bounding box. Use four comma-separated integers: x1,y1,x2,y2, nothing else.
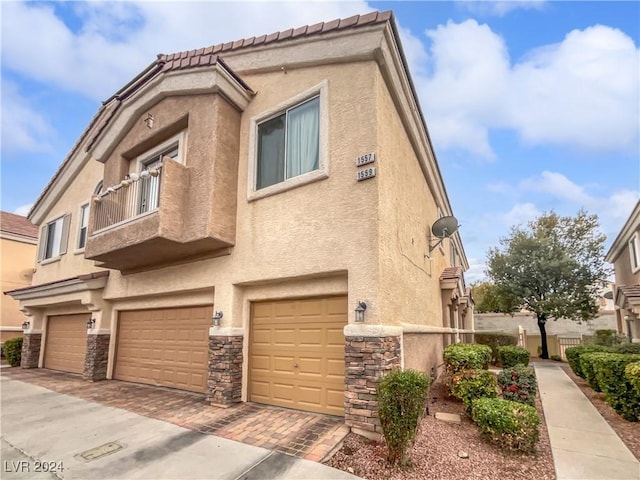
77,204,89,249
256,96,320,190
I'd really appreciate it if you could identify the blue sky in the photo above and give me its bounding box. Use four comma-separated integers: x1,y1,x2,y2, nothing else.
2,1,639,281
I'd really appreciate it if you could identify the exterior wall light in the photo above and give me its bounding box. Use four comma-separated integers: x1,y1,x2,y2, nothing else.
86,318,96,330
355,301,367,323
213,311,223,327
21,321,30,331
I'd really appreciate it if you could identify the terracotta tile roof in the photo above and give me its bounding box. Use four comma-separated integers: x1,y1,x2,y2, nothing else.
440,266,463,281
0,211,38,239
158,11,391,68
28,10,394,222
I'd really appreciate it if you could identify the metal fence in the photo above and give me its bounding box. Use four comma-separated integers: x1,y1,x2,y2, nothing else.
92,168,162,232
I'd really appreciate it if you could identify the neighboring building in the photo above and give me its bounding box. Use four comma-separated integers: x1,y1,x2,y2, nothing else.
606,200,640,342
1,212,38,343
7,11,472,438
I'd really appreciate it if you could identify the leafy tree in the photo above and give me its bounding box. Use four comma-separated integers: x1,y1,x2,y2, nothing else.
472,281,517,314
485,210,609,358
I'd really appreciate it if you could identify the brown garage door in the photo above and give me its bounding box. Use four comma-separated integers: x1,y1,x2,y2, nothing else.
44,314,89,374
250,296,347,416
115,306,211,393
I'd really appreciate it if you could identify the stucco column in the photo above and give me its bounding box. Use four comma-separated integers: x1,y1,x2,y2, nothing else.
453,304,461,343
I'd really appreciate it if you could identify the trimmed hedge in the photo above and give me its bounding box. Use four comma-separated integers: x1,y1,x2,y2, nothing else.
591,353,640,421
471,397,540,452
580,352,611,392
497,345,530,368
498,364,537,406
614,343,640,355
450,368,498,412
378,369,431,465
625,362,640,398
3,337,23,367
443,343,492,375
565,344,612,378
475,333,518,364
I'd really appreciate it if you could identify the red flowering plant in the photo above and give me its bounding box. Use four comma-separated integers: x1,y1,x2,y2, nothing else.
497,364,537,406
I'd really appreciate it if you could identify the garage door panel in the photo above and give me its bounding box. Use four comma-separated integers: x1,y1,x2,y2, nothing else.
273,383,295,401
115,306,211,393
249,296,346,416
44,314,89,374
274,356,295,373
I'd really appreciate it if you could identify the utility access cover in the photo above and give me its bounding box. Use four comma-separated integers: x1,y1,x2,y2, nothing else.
78,442,124,462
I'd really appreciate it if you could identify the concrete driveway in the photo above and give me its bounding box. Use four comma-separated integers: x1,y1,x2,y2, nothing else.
1,375,359,480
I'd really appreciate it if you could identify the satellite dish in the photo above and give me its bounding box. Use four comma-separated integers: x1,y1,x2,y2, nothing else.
428,216,460,253
432,216,459,239
603,291,614,300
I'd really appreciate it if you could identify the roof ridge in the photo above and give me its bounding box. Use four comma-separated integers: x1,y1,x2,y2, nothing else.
158,10,391,64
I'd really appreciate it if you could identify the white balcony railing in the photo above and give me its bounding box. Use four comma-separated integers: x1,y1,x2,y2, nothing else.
92,166,162,232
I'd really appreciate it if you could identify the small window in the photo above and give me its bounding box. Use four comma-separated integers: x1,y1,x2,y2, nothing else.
256,96,319,190
630,233,640,272
77,204,89,249
38,214,71,261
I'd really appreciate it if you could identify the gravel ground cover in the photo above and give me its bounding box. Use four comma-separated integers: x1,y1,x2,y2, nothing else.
325,380,555,480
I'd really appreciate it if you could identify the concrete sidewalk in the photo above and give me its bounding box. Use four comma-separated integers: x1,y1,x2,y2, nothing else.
534,363,640,480
0,376,359,480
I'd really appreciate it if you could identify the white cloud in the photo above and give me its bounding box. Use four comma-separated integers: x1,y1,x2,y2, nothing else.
502,202,540,226
13,203,33,216
465,257,487,283
519,171,638,222
1,81,55,154
458,0,547,17
417,20,640,157
1,1,372,101
521,171,592,205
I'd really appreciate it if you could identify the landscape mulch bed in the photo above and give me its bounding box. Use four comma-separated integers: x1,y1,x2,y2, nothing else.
325,380,555,480
562,365,640,460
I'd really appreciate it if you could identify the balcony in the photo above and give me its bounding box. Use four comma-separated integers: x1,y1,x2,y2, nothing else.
84,157,234,273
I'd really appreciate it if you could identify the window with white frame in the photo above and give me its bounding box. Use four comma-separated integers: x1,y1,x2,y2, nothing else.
135,135,181,215
630,233,640,272
77,203,89,249
38,214,70,261
256,96,320,190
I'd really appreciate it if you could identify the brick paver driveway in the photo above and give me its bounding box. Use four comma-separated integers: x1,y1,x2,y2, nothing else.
0,367,348,462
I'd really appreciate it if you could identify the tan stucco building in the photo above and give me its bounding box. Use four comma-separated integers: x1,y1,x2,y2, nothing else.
606,200,640,342
1,212,38,343
7,11,473,438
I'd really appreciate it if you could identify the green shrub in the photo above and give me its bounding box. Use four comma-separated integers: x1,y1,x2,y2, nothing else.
471,397,540,452
565,344,612,378
580,352,612,392
443,343,492,375
3,338,23,367
625,362,640,398
549,354,563,362
614,343,640,355
591,354,640,421
450,368,498,412
377,369,431,465
498,365,537,406
590,329,625,346
475,333,518,364
497,345,530,368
